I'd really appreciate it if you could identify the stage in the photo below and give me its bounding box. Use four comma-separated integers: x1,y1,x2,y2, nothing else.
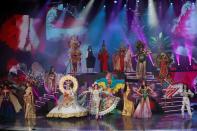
0,111,197,131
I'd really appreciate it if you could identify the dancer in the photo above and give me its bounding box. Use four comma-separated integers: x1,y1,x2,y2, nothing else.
86,46,96,73
180,84,194,119
89,83,102,119
156,52,172,83
98,40,109,72
47,75,87,118
69,35,81,75
95,72,125,94
119,46,126,72
45,66,56,93
135,40,151,80
78,82,120,119
133,80,154,118
124,45,134,72
24,82,36,119
112,51,120,72
0,83,22,121
122,83,135,116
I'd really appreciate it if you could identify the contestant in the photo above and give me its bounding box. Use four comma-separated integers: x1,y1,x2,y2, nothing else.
69,35,81,75
79,82,120,119
95,72,125,94
122,83,135,116
118,46,126,72
24,82,36,119
45,66,56,93
133,80,154,118
0,83,22,121
135,40,151,80
98,41,109,72
124,45,134,72
180,85,194,119
47,75,87,118
86,46,96,73
112,51,120,72
156,52,172,83
89,83,102,119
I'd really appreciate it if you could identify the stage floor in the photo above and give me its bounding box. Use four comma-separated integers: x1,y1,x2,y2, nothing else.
0,112,197,131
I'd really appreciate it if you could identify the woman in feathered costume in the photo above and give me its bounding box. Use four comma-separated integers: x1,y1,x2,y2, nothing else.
78,82,120,119
95,72,125,94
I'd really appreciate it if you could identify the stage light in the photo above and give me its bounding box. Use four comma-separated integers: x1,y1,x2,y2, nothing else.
177,56,180,66
170,3,173,5
124,4,126,7
104,5,106,8
83,6,85,9
137,0,140,3
114,0,118,4
148,0,158,28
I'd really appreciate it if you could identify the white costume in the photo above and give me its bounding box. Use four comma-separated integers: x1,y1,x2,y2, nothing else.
46,93,87,118
47,75,87,118
181,89,194,118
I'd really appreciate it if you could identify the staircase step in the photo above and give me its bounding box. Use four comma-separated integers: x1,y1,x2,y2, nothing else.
43,97,50,101
159,101,182,105
164,108,193,113
161,96,182,100
36,100,45,104
125,72,153,75
162,105,182,109
35,105,41,108
126,75,154,79
44,94,55,98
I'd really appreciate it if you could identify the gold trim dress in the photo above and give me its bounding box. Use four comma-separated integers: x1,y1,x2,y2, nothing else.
24,86,36,119
47,88,87,118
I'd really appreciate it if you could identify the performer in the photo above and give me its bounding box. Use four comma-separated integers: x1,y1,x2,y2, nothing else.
86,46,96,73
180,84,194,119
133,80,154,118
98,41,109,72
68,35,81,74
89,83,102,119
122,83,135,116
124,45,134,72
156,52,172,83
47,75,87,118
24,82,36,119
135,40,151,80
78,82,120,119
95,72,125,94
68,35,80,50
112,51,120,72
0,83,22,121
119,46,126,72
45,66,56,93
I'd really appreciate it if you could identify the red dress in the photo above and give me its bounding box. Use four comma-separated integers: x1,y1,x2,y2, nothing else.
159,58,168,79
98,50,109,72
119,53,125,72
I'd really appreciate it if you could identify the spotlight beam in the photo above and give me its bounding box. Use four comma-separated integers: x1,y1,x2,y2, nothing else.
148,0,158,28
